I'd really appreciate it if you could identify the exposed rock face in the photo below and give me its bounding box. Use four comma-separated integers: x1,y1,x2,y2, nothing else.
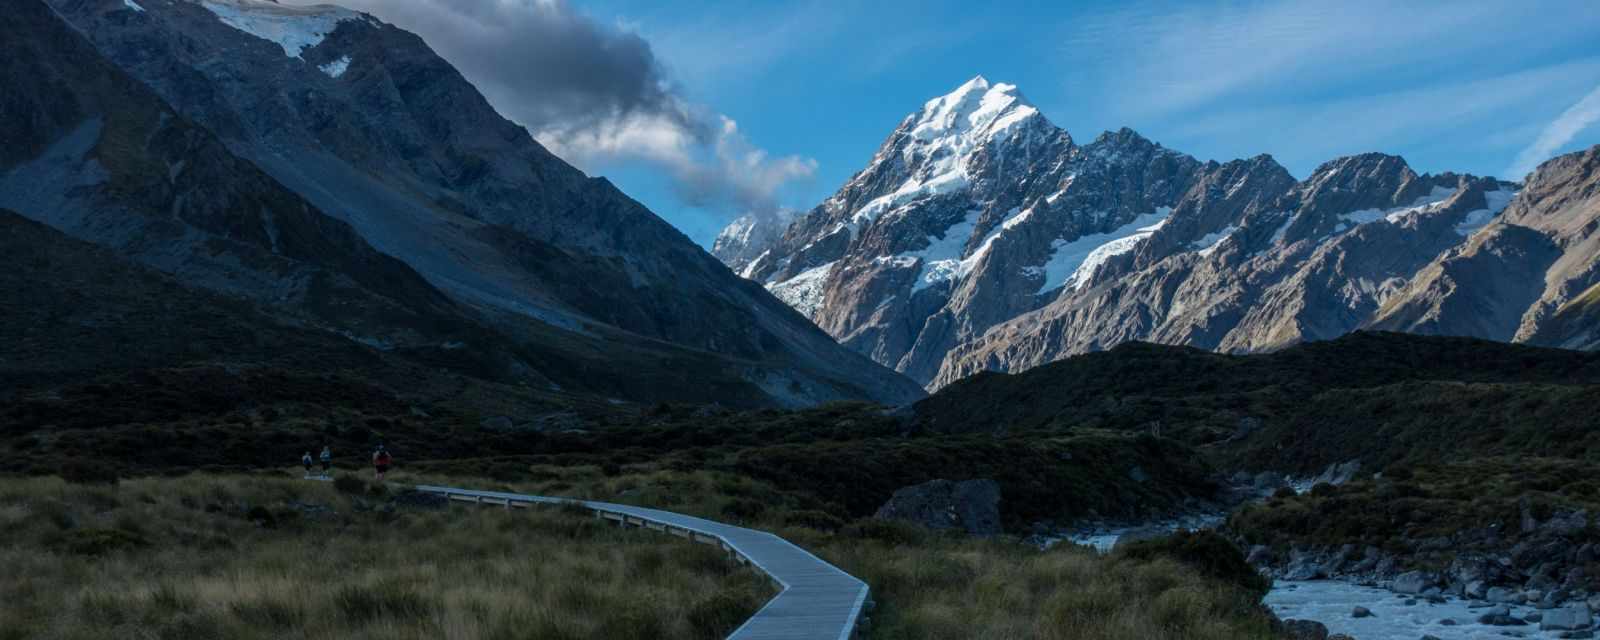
935,155,1520,388
873,478,1002,536
721,76,1599,391
11,0,924,407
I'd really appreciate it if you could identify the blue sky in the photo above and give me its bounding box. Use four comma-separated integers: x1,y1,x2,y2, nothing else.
343,0,1600,247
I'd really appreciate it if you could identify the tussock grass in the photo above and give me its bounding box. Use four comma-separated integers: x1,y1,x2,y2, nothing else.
0,473,770,639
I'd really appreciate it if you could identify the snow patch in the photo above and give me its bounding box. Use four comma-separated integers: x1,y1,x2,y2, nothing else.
319,55,351,78
1191,225,1237,257
765,261,836,318
1337,186,1456,230
1455,189,1517,236
201,0,359,59
123,0,145,12
1037,208,1172,293
905,210,982,292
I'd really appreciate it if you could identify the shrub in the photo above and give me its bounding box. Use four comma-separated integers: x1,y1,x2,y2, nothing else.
686,589,762,637
332,475,366,495
1271,486,1297,500
1309,482,1338,497
720,498,766,521
783,509,846,532
841,518,928,546
1115,530,1270,596
52,528,149,556
61,461,119,485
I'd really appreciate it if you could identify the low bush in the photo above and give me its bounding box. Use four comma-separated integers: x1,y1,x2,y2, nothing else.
1115,530,1270,597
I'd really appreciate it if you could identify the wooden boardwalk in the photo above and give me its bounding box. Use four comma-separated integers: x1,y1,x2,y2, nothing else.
413,485,871,640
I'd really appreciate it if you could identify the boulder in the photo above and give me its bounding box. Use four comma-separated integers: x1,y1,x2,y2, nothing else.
1487,587,1522,604
1284,550,1327,580
1464,580,1489,599
1546,510,1591,538
1352,606,1374,618
1479,605,1528,626
1247,545,1273,566
1543,603,1595,631
1393,570,1434,594
873,479,1002,536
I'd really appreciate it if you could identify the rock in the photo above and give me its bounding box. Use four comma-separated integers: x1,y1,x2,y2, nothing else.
1522,496,1540,534
1127,466,1150,483
1465,580,1489,599
1542,603,1595,631
1487,587,1522,604
1422,636,1442,640
1393,570,1435,594
1284,549,1328,581
1479,604,1529,626
1326,635,1355,640
1439,618,1457,625
1247,545,1274,566
1255,471,1283,491
1527,611,1545,622
1559,631,1596,639
873,479,1003,536
1404,598,1418,606
1312,460,1362,486
1546,510,1591,538
1352,606,1374,618
1280,619,1329,640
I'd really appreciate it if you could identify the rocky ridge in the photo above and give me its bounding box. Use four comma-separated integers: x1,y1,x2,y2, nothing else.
723,76,1599,391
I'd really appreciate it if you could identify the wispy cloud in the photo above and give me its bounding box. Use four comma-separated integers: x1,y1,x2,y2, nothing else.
1052,0,1600,178
1160,58,1600,177
312,0,814,218
1506,83,1600,179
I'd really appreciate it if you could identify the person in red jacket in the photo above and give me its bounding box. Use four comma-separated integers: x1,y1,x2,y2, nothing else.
372,444,393,482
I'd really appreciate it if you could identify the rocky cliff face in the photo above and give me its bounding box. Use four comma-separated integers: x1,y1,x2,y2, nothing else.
725,77,1596,390
4,0,924,407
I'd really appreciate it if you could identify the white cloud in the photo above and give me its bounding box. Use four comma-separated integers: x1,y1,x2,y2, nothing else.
1505,83,1600,179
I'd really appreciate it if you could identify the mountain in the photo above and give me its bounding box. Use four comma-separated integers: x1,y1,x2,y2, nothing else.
711,208,796,277
723,76,1597,390
5,0,923,408
937,154,1518,387
738,77,1205,384
1373,144,1600,349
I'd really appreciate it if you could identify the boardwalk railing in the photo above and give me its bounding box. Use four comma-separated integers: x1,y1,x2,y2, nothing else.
413,485,872,640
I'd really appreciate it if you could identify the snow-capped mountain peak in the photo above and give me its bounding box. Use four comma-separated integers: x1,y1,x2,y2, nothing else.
907,76,1043,150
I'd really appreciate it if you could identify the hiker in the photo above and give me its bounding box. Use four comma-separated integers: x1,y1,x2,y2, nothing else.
319,445,332,478
301,451,314,478
372,444,393,482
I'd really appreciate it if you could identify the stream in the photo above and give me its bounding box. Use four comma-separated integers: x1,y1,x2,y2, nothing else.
1266,580,1573,639
1057,521,1581,639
